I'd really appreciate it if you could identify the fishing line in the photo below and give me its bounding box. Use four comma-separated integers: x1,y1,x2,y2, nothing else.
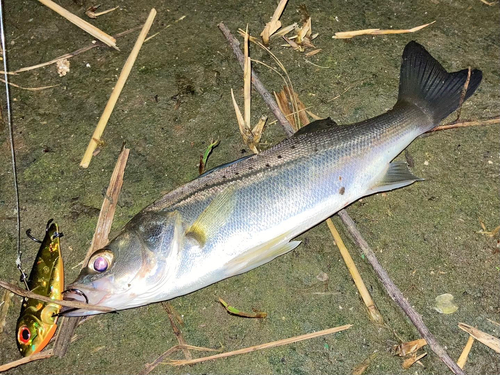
0,0,27,288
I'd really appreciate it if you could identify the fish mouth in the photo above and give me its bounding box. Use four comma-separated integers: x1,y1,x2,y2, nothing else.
61,287,109,316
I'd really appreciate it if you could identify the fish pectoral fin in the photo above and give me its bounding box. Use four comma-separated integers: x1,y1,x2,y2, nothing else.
224,239,301,277
367,161,423,195
293,117,339,136
185,186,236,247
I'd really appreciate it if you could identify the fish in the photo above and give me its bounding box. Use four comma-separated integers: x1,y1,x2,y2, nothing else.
63,41,482,316
16,220,64,356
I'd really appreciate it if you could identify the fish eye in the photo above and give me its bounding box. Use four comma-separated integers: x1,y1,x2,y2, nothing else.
18,325,31,344
88,250,114,273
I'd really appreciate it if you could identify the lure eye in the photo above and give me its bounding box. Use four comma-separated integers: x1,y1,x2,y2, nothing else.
88,250,114,273
18,325,31,344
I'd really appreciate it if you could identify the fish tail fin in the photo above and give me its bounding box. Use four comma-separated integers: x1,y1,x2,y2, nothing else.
396,41,482,129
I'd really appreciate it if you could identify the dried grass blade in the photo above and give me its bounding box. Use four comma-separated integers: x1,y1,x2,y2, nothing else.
260,0,289,44
37,0,118,49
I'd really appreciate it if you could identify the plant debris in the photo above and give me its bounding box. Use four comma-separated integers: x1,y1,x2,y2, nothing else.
218,297,267,318
333,21,435,39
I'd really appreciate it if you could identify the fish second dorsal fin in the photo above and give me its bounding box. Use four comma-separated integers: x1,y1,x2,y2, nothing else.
293,117,339,137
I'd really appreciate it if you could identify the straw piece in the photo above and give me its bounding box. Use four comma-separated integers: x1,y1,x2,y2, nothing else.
458,323,500,353
84,147,130,264
260,0,289,45
0,280,114,312
37,0,118,49
0,349,53,372
333,21,435,39
167,324,352,366
457,336,474,369
80,9,156,168
0,78,58,91
402,352,427,369
326,218,384,324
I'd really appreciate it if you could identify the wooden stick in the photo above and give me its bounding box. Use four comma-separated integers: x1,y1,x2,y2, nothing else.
337,210,465,375
162,302,192,360
218,22,295,137
222,21,465,374
80,9,156,168
37,0,118,49
54,147,130,357
0,280,114,312
0,349,53,372
457,336,475,369
326,219,383,324
168,324,352,366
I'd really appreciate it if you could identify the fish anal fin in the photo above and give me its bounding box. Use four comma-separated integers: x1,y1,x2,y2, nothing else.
367,161,423,195
225,237,301,277
185,186,236,247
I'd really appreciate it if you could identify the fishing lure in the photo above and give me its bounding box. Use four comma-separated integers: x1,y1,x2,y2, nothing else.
16,220,64,356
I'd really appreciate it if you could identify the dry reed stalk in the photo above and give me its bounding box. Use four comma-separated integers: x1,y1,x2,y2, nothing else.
430,117,500,132
37,0,118,49
84,147,130,264
457,336,475,369
167,324,352,366
333,21,435,39
326,219,384,324
80,9,156,168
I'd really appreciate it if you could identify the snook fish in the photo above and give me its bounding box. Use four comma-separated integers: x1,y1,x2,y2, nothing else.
64,41,482,316
17,220,64,356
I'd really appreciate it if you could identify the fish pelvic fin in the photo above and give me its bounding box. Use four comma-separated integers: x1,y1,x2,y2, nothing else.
367,161,423,195
225,237,301,278
396,41,482,128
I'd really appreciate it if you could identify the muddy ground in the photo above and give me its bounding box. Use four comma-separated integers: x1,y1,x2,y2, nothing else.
0,0,498,374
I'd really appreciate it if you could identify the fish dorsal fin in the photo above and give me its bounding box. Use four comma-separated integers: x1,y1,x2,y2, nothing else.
185,185,236,247
366,161,423,195
293,117,339,137
224,234,301,277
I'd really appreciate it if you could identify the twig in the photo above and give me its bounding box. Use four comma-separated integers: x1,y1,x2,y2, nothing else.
218,22,295,137
222,28,468,371
162,302,192,360
167,324,352,366
53,147,130,357
0,349,54,372
337,210,466,375
0,78,58,91
37,0,118,49
0,280,114,312
80,9,156,168
326,219,383,324
429,117,500,132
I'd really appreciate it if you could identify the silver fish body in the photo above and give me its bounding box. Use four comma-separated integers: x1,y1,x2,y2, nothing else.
64,41,482,316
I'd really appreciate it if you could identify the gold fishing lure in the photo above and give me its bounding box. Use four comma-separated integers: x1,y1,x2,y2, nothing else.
16,220,64,356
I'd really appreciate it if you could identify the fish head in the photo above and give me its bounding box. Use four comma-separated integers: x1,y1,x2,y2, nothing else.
63,211,184,316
